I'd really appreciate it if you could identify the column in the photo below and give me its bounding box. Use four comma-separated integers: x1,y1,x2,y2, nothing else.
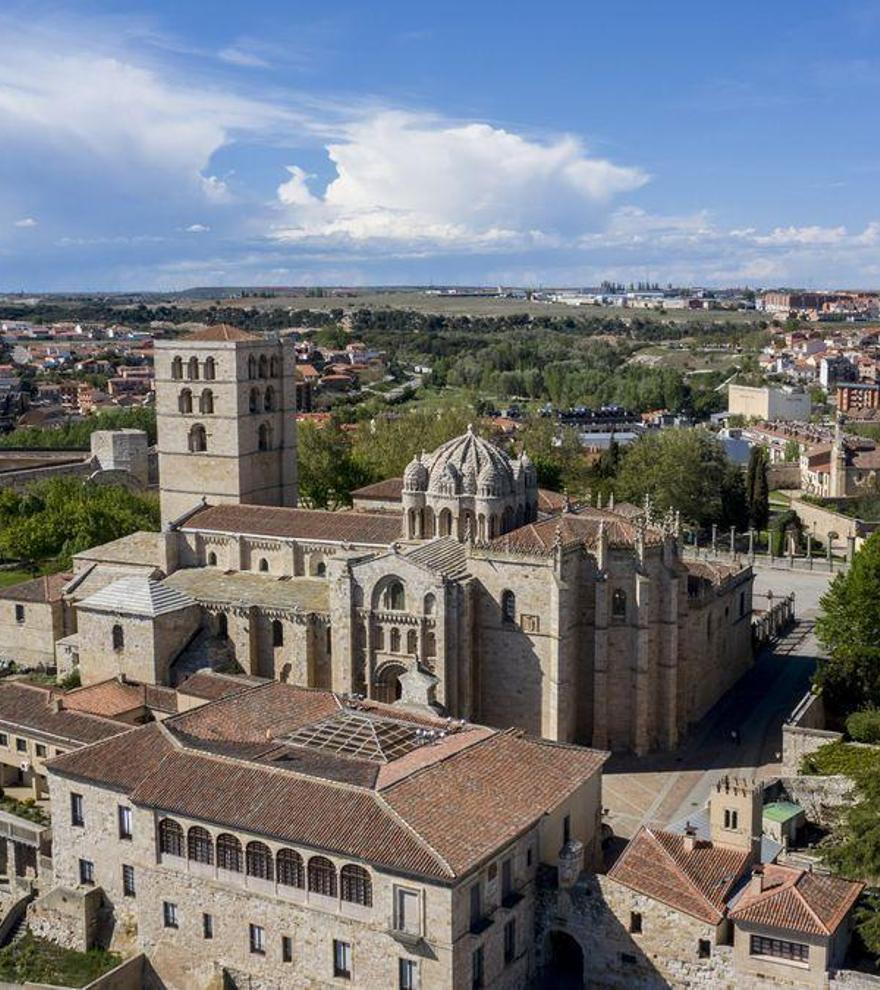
632,572,651,756
591,582,609,750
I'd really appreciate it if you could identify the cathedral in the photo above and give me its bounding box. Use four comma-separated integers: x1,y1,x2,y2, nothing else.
41,327,754,754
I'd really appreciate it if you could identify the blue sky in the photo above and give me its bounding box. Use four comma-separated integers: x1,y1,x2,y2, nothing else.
2,0,880,291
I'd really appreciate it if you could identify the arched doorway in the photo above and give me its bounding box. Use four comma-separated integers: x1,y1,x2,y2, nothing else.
374,664,406,704
544,930,583,989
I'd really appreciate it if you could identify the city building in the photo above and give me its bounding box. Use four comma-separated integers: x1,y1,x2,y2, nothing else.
727,384,812,422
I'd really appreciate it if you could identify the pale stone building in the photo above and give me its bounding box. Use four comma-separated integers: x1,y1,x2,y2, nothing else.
42,679,607,990
728,384,812,422
0,327,755,756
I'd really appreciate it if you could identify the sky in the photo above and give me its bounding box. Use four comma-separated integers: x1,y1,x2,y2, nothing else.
2,1,880,292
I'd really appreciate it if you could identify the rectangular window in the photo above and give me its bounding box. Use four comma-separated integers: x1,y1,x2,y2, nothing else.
399,958,418,990
249,924,265,955
563,814,571,845
526,846,533,868
749,934,809,963
122,864,135,897
0,734,6,747
471,946,484,989
70,792,84,827
501,857,513,901
35,744,47,758
202,913,213,940
394,887,421,935
78,859,94,885
118,805,132,840
163,902,178,929
504,918,516,965
698,939,711,959
282,935,293,963
15,738,26,753
630,911,642,934
14,605,24,624
469,882,482,930
333,939,352,979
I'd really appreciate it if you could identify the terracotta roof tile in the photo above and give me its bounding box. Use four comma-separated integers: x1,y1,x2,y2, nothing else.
47,721,174,791
185,325,259,342
181,504,403,546
176,670,266,702
0,682,127,746
0,572,71,603
63,680,147,717
351,478,404,501
730,864,863,936
489,507,660,553
608,827,753,924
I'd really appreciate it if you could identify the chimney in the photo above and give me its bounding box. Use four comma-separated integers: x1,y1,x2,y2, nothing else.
749,866,764,896
683,822,697,852
51,696,63,713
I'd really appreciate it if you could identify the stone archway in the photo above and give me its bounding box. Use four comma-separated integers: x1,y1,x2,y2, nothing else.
373,663,406,704
544,930,584,990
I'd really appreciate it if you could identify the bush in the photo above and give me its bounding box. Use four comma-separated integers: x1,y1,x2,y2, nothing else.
800,741,880,778
847,709,880,744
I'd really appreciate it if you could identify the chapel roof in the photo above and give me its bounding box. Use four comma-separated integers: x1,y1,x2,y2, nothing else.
78,575,195,618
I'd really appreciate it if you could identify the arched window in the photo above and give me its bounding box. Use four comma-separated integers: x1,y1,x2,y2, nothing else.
426,631,436,658
217,613,228,638
257,557,269,572
424,593,435,616
270,355,280,377
112,623,124,651
390,628,401,653
199,389,214,414
246,841,273,881
384,580,405,611
207,551,217,566
178,388,192,414
188,423,207,452
171,356,183,380
375,626,385,651
187,356,200,380
203,356,216,381
249,387,260,413
264,386,275,411
612,588,627,619
188,826,213,864
272,619,283,647
340,865,372,906
276,848,304,888
216,833,242,872
316,561,326,577
308,856,337,897
248,355,257,379
439,508,452,537
258,422,272,451
258,354,269,379
158,818,184,857
406,629,418,654
501,590,516,624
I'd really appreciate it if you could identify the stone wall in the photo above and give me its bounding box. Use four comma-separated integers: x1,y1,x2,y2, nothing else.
789,494,865,544
781,775,856,829
782,692,843,775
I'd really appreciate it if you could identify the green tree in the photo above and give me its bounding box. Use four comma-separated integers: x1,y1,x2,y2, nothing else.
614,429,747,528
297,420,370,509
815,533,880,715
783,438,801,462
746,446,770,529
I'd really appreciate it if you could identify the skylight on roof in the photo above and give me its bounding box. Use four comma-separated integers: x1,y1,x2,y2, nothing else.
283,711,445,763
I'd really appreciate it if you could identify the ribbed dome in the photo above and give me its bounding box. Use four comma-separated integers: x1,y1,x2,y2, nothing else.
403,454,429,492
426,426,513,496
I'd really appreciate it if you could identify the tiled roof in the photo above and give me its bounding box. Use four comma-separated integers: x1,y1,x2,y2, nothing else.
608,827,753,924
0,572,70,604
0,682,126,746
730,864,863,936
63,679,148,717
404,538,470,579
537,489,567,513
176,670,266,702
350,478,404,501
78,575,195,617
163,569,329,614
72,531,164,568
382,731,608,877
46,683,607,881
489,507,661,553
186,325,259,342
181,504,403,546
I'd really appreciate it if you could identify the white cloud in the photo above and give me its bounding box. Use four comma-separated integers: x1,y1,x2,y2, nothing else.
218,46,270,68
752,224,847,246
273,111,648,251
185,223,211,233
13,217,37,228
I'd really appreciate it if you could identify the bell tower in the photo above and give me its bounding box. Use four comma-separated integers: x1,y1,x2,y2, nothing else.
155,326,298,526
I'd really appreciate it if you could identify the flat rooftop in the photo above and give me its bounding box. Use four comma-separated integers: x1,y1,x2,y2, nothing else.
163,568,329,614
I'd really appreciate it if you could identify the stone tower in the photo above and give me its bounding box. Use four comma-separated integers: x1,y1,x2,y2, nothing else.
709,775,762,861
829,413,847,498
155,326,298,526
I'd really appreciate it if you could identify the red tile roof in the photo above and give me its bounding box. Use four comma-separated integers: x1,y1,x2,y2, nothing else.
0,682,128,746
63,679,148,717
608,827,753,924
0,572,71,604
181,504,403,545
489,507,661,553
186,325,259,342
176,670,266,703
730,864,863,936
351,477,405,501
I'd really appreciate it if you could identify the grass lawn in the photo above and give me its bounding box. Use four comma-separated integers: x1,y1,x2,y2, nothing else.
0,561,66,589
0,932,120,987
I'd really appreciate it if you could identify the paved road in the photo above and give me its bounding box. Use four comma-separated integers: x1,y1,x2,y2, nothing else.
602,567,832,839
